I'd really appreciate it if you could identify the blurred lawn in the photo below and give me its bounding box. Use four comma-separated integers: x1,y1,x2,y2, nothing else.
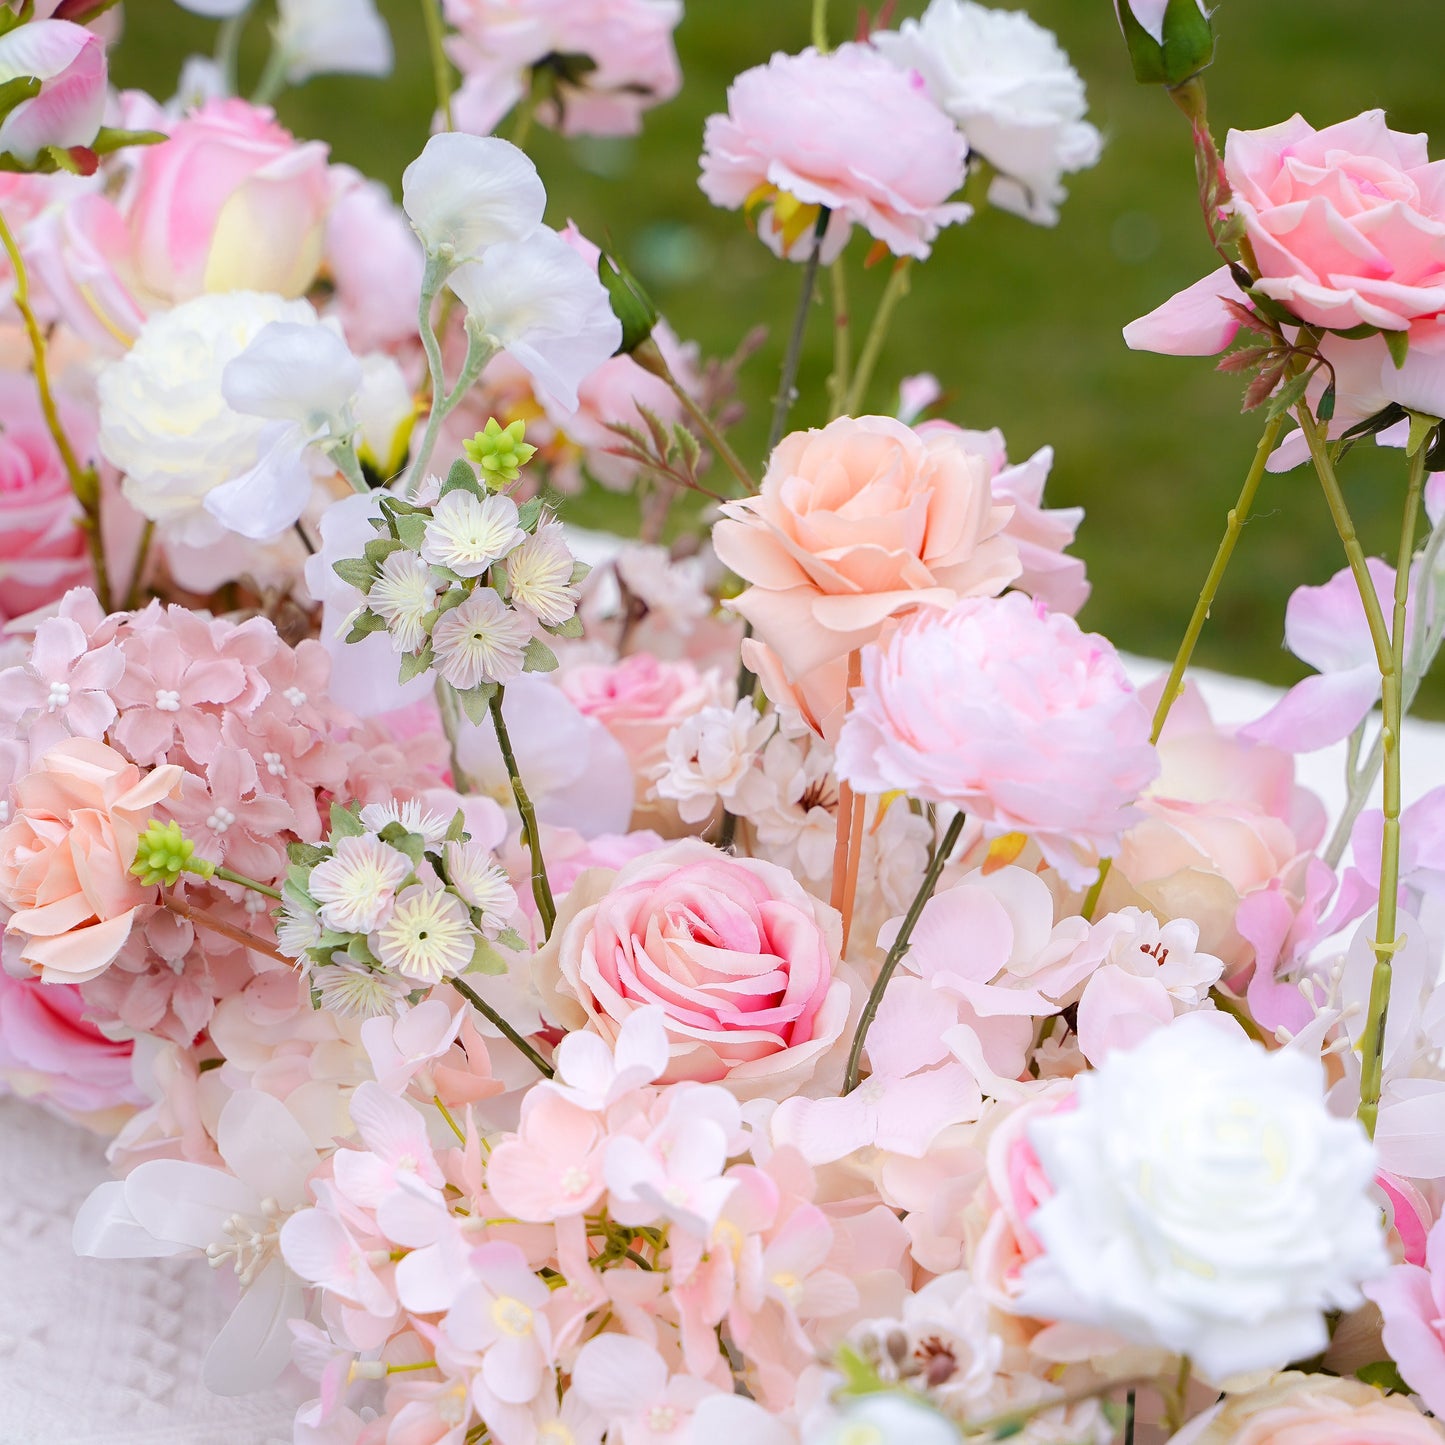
113,0,1445,707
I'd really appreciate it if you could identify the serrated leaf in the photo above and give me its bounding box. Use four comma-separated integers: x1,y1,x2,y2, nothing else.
637,403,670,459
455,682,497,726
1386,328,1411,370
494,926,527,953
1263,369,1312,421
672,422,702,474
1406,410,1441,457
398,643,435,684
467,935,510,975
332,556,378,591
442,457,483,497
1216,345,1273,375
522,637,559,673
547,614,585,639
344,610,388,644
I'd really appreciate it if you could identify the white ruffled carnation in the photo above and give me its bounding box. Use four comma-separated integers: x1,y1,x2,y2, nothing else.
97,291,318,545
1017,1014,1388,1382
875,0,1101,226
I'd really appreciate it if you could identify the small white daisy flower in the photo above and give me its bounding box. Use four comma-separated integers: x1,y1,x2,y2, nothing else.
506,520,579,626
309,833,413,934
422,489,526,577
369,551,438,654
431,588,532,691
372,883,476,984
444,840,518,931
312,957,411,1019
359,799,453,847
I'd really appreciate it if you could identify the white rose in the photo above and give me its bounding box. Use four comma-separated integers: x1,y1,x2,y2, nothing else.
1017,1014,1388,1382
97,291,317,545
874,0,1101,226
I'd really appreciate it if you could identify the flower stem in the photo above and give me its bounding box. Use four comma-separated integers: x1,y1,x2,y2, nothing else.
766,208,830,458
250,42,290,107
811,0,829,50
419,0,454,130
843,258,912,417
1080,411,1284,922
449,974,554,1077
489,685,556,938
433,1093,466,1143
637,339,756,494
959,1374,1154,1440
0,206,112,611
214,3,253,94
844,810,965,1093
826,258,851,421
830,651,865,948
1297,401,1410,1137
163,893,289,963
213,866,284,901
124,520,155,611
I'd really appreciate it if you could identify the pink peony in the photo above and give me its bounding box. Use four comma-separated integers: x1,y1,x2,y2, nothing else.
836,593,1158,886
699,44,970,262
0,967,141,1130
0,373,92,622
530,838,849,1099
713,415,1018,738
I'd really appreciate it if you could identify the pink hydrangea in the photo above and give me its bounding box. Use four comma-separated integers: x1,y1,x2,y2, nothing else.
699,44,970,262
836,593,1158,886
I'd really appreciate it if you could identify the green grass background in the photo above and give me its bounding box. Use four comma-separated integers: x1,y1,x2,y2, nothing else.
113,0,1445,706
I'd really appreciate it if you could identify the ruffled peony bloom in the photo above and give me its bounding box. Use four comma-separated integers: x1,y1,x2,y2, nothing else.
1018,1015,1388,1382
699,44,970,262
0,738,184,982
713,415,1018,737
874,0,1101,226
837,593,1158,887
530,838,849,1099
1174,1374,1445,1445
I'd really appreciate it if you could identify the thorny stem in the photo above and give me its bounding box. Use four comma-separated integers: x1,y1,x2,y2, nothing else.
1297,401,1411,1136
843,259,912,417
489,686,557,938
420,0,454,130
0,206,112,611
163,894,290,964
449,974,554,1078
1080,412,1285,922
844,811,965,1093
767,208,830,458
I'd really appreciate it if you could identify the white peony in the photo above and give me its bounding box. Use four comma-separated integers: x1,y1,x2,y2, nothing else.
1017,1014,1388,1382
874,0,1101,226
97,291,318,546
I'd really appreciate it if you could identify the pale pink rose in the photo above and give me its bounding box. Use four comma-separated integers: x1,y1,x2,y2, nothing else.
0,20,106,166
0,738,184,983
0,966,141,1130
0,372,92,621
446,0,682,139
699,44,971,262
322,167,424,353
1173,1374,1445,1445
134,98,330,299
1095,681,1326,972
713,415,1018,738
530,837,849,1099
837,593,1158,887
1364,1214,1445,1419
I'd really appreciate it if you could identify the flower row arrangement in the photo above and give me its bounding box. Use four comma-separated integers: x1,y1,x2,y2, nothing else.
2,2,1445,1444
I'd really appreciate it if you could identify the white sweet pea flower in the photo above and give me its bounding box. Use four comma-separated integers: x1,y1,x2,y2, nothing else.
275,0,393,83
172,0,250,14
354,353,415,479
207,319,364,539
72,1090,316,1396
1017,1013,1388,1382
401,132,546,262
447,226,622,410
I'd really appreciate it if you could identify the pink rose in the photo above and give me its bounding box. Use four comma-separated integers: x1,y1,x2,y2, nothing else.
837,593,1158,888
0,20,106,166
0,966,140,1130
713,414,1018,737
0,373,92,622
1364,1214,1445,1419
531,838,849,1099
323,167,424,353
699,44,970,261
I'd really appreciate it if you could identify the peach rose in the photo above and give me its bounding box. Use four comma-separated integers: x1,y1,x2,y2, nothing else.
0,738,184,983
1176,1374,1445,1445
530,838,849,1100
712,415,1018,737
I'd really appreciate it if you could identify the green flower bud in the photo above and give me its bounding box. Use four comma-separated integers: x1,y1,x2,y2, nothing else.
1115,0,1214,88
463,418,537,487
131,819,214,888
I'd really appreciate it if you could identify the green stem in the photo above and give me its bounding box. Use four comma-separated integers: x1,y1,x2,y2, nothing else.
766,208,830,458
489,686,556,938
960,1375,1154,1441
214,3,252,94
419,0,454,131
449,974,554,1078
1080,412,1284,922
826,257,850,421
843,259,912,417
509,72,538,148
250,40,290,107
433,1093,465,1143
1164,1357,1192,1435
844,811,965,1093
213,866,283,901
811,0,829,50
124,520,155,611
0,206,111,611
638,341,755,494
1297,402,1410,1137
329,440,369,496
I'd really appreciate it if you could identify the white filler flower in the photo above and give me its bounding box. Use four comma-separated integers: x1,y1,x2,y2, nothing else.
1017,1013,1388,1382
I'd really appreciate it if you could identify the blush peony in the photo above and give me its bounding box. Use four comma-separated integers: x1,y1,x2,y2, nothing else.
699,44,970,262
530,838,849,1099
713,415,1018,738
836,592,1157,887
0,738,185,983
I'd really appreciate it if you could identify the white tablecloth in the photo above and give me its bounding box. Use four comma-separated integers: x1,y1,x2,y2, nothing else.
2,658,1439,1444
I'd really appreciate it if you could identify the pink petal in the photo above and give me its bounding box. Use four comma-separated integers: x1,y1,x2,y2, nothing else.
1123,266,1245,357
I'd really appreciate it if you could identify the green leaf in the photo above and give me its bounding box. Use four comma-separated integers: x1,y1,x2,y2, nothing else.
494,926,527,952
547,615,585,639
596,247,659,355
445,809,470,844
329,803,366,840
286,843,328,872
442,457,484,498
1407,411,1442,457
568,560,592,587
398,643,435,684
377,822,426,867
394,513,428,551
0,75,41,120
1386,328,1411,370
523,637,559,673
434,586,468,617
344,610,388,644
346,936,380,967
1265,369,1313,421
467,935,510,975
455,682,497,726
517,497,544,533
1244,288,1303,328
831,1344,885,1399
363,536,404,568
332,556,378,592
1357,1360,1410,1394
1318,380,1337,422
89,126,167,157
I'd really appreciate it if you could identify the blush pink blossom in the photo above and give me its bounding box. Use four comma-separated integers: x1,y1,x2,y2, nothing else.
0,20,106,166
699,44,971,262
836,593,1158,887
485,1087,608,1222
531,838,849,1099
712,415,1018,738
1364,1213,1445,1417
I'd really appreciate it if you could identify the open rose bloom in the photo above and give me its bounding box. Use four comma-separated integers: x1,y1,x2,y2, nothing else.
3,4,1445,1445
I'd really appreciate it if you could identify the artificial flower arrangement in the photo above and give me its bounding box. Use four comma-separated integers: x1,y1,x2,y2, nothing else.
3,0,1445,1443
